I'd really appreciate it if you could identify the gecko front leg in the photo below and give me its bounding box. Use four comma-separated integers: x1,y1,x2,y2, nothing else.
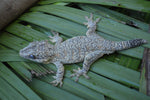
49,31,63,45
51,61,64,87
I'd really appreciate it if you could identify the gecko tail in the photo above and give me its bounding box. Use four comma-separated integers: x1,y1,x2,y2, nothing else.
112,39,147,51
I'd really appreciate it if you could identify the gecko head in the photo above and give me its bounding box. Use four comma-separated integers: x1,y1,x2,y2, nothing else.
19,40,54,64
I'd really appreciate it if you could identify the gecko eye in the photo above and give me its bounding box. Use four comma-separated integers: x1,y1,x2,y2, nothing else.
29,55,36,59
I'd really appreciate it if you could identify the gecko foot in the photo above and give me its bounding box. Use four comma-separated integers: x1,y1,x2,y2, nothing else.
50,76,63,87
49,31,62,43
70,68,90,82
84,13,100,29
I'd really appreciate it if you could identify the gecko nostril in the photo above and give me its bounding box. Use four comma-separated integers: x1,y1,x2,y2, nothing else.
19,49,23,56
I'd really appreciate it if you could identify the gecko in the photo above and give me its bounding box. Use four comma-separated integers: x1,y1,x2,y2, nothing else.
19,14,147,87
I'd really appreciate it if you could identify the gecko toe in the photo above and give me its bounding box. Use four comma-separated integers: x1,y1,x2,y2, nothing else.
75,77,79,82
83,73,90,79
70,67,88,82
50,77,63,87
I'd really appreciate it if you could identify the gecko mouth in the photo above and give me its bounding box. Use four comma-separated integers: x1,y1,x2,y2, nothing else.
19,50,45,63
19,49,24,57
19,49,35,59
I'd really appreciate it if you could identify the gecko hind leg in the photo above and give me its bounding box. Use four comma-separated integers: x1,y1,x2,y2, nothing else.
84,13,100,28
84,13,100,36
71,50,113,82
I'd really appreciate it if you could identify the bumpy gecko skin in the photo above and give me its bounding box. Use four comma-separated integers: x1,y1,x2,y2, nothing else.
19,14,147,87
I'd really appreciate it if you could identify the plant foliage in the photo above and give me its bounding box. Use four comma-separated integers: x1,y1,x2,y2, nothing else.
0,0,150,100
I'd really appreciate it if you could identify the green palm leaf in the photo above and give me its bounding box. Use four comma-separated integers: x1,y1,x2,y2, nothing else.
0,0,150,100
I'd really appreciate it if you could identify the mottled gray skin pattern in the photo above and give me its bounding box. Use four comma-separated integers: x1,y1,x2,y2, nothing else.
20,14,147,87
